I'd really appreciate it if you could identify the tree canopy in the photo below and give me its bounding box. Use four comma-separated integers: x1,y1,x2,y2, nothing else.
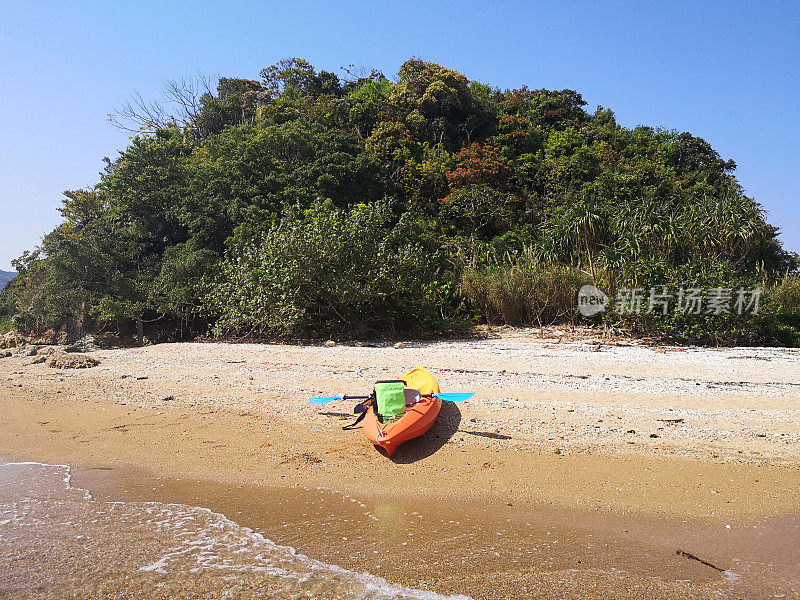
2,58,797,344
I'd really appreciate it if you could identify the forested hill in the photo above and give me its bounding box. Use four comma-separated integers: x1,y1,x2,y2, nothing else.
0,271,15,290
1,58,798,344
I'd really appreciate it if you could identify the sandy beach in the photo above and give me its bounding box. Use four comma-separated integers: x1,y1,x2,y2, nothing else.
1,330,799,598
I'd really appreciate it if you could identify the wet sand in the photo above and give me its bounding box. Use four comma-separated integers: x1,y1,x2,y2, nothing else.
72,465,799,599
1,332,799,598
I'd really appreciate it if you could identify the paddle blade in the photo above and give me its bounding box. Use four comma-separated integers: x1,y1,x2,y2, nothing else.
434,392,475,402
308,395,343,404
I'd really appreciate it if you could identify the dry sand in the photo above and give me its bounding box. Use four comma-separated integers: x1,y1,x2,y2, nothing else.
1,330,799,598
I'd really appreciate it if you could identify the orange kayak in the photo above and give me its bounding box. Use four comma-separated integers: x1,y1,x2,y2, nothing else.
362,367,441,456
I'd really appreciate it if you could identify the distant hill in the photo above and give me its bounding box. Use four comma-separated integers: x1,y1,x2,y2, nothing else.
0,270,16,290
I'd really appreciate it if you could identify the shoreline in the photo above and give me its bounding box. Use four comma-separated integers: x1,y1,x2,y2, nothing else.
74,462,800,599
3,454,797,599
1,333,799,598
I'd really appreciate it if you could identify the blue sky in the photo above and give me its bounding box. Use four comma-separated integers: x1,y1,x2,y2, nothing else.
1,0,798,271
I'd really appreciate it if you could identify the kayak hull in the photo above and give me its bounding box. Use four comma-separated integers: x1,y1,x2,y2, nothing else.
362,367,441,456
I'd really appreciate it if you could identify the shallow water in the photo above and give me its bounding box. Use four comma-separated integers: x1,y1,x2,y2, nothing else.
0,461,470,600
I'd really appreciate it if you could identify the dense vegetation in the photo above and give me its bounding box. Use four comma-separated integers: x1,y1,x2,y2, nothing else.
2,58,798,344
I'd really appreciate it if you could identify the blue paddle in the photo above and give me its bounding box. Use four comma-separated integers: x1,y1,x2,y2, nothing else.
309,392,474,404
309,395,349,404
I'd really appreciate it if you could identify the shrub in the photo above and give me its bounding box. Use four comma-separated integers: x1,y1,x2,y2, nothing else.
590,266,800,346
0,315,12,335
210,201,452,338
593,262,752,344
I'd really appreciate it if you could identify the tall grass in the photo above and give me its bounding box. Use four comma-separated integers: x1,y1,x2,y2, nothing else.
767,274,800,315
461,258,589,327
756,274,800,346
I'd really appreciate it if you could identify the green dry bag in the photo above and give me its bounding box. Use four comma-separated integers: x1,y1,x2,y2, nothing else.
374,380,406,423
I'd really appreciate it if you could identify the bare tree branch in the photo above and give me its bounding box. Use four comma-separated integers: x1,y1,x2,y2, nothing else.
108,73,218,137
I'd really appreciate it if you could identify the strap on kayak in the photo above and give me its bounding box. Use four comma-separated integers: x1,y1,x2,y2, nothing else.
342,395,374,430
342,410,367,430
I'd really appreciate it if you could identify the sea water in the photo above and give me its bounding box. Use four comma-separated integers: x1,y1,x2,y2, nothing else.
0,461,470,600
